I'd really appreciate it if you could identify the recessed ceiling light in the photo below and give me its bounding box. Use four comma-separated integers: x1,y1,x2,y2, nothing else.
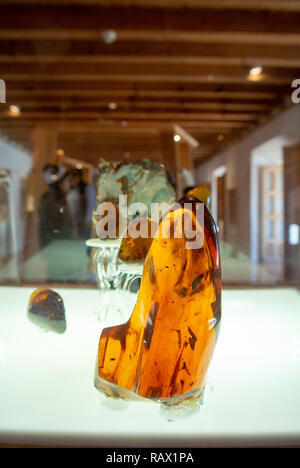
249,65,263,76
124,152,130,158
56,148,65,157
8,105,21,117
108,102,117,110
120,120,128,127
217,134,224,142
248,65,263,81
174,134,181,142
101,30,117,44
76,163,83,170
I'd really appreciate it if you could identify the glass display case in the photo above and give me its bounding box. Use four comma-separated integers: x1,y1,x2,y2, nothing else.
0,0,300,450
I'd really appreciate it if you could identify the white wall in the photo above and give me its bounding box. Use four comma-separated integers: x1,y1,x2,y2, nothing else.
0,136,32,254
196,104,300,258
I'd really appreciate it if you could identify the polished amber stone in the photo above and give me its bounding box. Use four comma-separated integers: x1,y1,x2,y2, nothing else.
95,197,221,405
27,288,66,334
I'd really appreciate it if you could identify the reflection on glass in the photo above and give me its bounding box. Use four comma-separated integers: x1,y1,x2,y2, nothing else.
289,224,300,246
0,115,296,288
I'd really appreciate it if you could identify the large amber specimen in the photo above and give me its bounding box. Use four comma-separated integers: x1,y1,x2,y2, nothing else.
95,197,221,405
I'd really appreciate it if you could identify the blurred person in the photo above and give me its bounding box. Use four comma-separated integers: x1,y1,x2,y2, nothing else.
0,187,8,260
67,168,96,240
66,168,83,239
39,165,72,248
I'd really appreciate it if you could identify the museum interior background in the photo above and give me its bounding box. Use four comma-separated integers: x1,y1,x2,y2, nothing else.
0,0,300,288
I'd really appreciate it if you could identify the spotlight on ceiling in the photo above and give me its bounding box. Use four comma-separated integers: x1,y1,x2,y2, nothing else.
108,102,118,110
8,105,21,117
248,65,263,81
101,30,117,44
56,148,65,157
174,134,181,142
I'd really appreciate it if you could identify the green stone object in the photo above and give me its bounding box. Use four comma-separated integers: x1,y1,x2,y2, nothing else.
93,158,176,230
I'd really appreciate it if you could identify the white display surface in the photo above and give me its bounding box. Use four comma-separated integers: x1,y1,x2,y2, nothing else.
0,286,300,447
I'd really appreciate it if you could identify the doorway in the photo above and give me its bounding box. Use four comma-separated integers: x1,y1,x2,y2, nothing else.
284,142,300,283
260,166,284,279
212,165,227,241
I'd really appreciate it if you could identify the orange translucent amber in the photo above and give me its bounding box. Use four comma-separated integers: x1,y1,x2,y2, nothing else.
187,185,211,209
95,197,221,405
118,216,154,263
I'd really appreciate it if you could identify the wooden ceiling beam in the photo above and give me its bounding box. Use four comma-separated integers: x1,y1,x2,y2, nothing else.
8,100,271,112
0,110,261,121
60,149,162,156
2,29,300,46
6,89,280,101
0,62,297,80
58,140,162,150
59,149,161,156
59,155,163,166
0,61,293,75
58,140,160,146
1,41,299,63
1,1,300,14
0,117,250,130
1,73,291,85
1,54,300,69
0,123,241,137
1,5,300,36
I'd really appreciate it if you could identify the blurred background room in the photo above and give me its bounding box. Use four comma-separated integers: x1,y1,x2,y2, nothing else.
0,1,300,287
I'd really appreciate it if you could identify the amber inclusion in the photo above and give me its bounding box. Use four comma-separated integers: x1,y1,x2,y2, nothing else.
95,197,221,405
27,288,66,334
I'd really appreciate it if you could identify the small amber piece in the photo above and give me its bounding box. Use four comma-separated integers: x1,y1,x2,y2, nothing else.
187,185,211,209
118,216,154,263
27,289,66,334
95,197,221,405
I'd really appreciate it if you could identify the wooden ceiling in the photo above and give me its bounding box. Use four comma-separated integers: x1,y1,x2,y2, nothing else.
0,0,299,166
